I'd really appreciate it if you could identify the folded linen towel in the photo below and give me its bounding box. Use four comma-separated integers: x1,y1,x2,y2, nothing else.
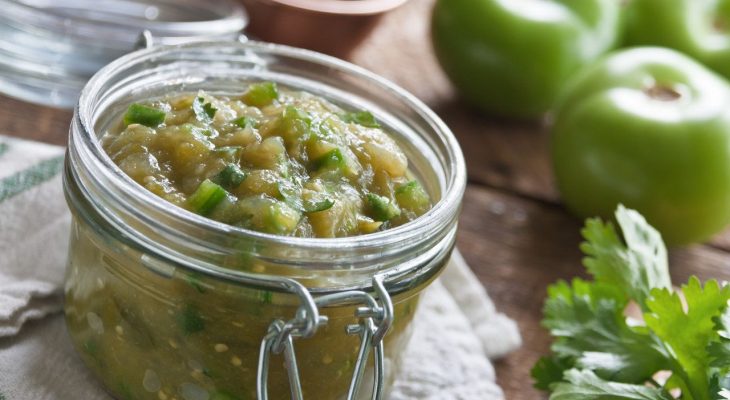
0,135,521,400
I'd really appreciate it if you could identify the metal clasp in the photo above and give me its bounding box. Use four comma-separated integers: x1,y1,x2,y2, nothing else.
257,275,394,400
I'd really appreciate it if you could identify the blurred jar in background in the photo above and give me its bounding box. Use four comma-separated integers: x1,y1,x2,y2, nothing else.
0,0,246,109
240,0,408,59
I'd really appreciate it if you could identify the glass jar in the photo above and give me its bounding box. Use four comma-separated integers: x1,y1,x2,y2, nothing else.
0,0,246,108
63,41,466,400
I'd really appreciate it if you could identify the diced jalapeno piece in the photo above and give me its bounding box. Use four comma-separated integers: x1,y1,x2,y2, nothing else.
259,290,273,304
188,179,227,216
210,391,241,400
123,103,166,127
314,148,346,170
263,201,301,235
340,110,380,128
395,180,430,213
117,382,134,400
177,304,205,335
366,193,401,221
213,164,246,190
279,106,311,138
233,116,257,129
242,81,279,107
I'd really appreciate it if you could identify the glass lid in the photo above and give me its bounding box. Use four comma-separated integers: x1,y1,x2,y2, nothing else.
0,0,247,108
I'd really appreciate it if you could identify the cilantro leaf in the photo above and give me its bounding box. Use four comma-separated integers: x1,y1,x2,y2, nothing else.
550,369,673,400
710,373,730,399
532,355,573,390
193,96,217,124
710,308,730,369
580,205,671,309
645,278,730,399
543,279,667,383
535,205,730,400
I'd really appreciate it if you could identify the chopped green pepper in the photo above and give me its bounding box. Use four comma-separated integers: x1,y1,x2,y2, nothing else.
213,164,246,190
177,304,205,335
259,290,273,304
188,179,227,216
366,193,401,221
340,111,380,128
314,148,346,171
242,82,279,107
395,181,430,213
279,107,311,142
210,391,241,400
262,201,301,235
123,103,166,127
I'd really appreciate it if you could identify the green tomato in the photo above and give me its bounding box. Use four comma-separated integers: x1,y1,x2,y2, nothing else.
431,0,621,118
552,47,730,245
625,0,730,80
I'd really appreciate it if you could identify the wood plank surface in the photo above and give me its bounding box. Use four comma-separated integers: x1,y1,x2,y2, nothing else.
2,0,730,399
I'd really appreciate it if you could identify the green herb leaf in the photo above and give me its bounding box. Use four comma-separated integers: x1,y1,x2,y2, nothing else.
233,116,257,129
535,205,730,399
123,103,166,127
543,279,667,384
277,179,302,210
580,205,671,310
532,355,573,390
644,278,730,399
303,198,335,213
710,308,730,370
340,111,380,128
550,369,673,400
193,96,217,124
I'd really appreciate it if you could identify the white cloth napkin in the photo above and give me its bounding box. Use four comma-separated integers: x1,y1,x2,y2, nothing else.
0,135,521,400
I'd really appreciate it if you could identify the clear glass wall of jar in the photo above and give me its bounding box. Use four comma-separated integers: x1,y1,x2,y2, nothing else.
63,41,466,400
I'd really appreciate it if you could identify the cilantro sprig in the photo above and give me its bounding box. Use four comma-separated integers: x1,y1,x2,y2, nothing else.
534,205,730,399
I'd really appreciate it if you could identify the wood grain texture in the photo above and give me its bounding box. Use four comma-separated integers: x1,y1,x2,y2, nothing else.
0,94,71,146
1,0,730,398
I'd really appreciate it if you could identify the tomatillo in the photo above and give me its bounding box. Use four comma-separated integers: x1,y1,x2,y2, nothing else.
431,0,621,118
625,0,730,80
551,47,730,245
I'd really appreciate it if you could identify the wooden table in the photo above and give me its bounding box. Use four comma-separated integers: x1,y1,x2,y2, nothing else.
5,1,730,398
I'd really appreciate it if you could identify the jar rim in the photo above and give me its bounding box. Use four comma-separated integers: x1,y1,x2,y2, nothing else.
73,40,466,269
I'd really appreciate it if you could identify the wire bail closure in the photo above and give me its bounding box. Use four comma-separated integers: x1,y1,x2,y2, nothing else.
257,275,394,400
